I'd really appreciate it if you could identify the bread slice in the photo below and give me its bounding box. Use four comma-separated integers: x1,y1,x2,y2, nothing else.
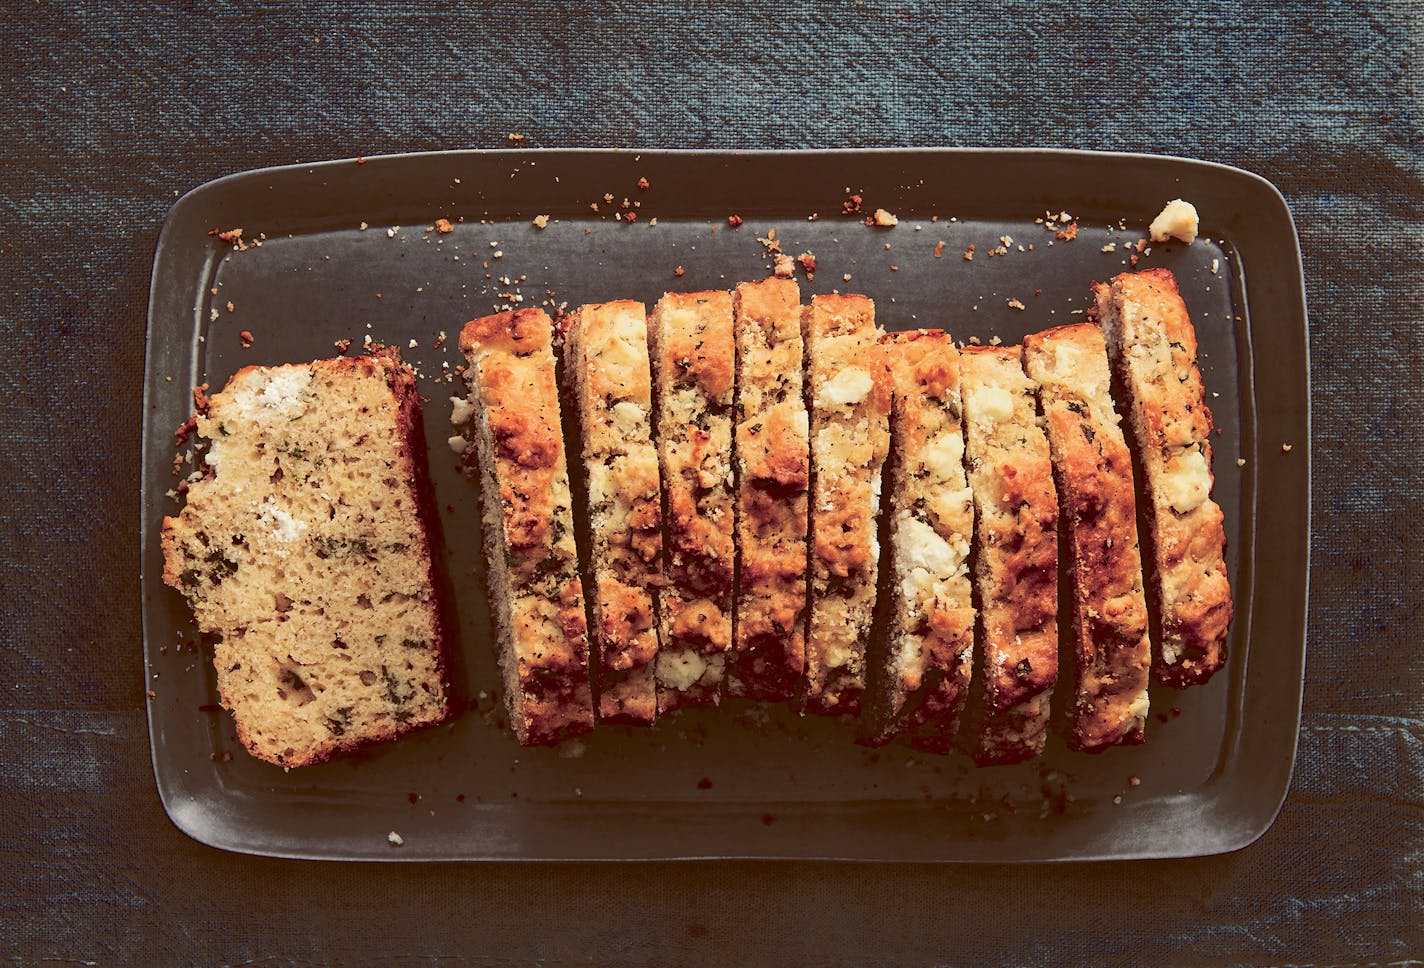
563,300,661,725
160,352,449,769
802,294,892,715
958,346,1059,764
459,309,595,745
648,290,736,711
1093,268,1232,687
865,330,976,751
730,278,810,701
1023,324,1151,751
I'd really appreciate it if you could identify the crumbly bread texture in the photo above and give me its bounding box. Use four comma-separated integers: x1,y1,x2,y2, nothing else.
731,278,810,701
459,309,595,745
1094,268,1231,687
865,331,976,752
802,294,892,715
1023,324,1151,751
648,290,736,711
160,352,449,769
563,301,661,725
958,346,1059,765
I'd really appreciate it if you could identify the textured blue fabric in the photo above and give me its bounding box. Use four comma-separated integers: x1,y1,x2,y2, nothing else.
1,1,1421,964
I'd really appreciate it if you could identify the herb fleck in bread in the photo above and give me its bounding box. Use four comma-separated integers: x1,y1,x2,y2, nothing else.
563,300,661,725
1094,269,1231,687
648,290,736,710
460,309,595,745
731,278,810,701
866,330,976,752
1023,324,1151,751
160,352,450,769
802,294,892,715
958,346,1059,765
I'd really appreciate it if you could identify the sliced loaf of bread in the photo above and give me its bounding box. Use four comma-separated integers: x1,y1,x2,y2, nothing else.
1094,269,1231,687
958,346,1059,765
731,277,810,701
802,294,892,716
1023,323,1151,750
648,290,737,711
563,300,662,725
460,309,595,745
866,330,976,751
161,351,449,769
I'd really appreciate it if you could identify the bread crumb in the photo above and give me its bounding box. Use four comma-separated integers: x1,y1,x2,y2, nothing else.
673,265,685,277
239,330,254,348
963,244,975,261
727,214,743,228
1101,243,1117,253
506,133,525,144
842,192,862,215
773,254,795,278
1007,298,1026,311
1281,443,1293,453
869,208,898,227
334,339,352,355
842,273,852,282
1236,457,1246,467
1149,199,1199,244
532,214,550,229
636,176,650,189
797,252,816,279
933,240,946,258
434,218,454,234
226,301,235,313
387,831,404,846
1056,222,1078,242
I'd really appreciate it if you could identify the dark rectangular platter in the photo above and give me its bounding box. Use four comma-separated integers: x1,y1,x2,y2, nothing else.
141,149,1310,861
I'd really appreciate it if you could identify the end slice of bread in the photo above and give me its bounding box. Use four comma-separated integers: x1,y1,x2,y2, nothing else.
563,300,661,725
731,278,810,701
160,351,450,769
460,309,595,745
1023,323,1151,751
802,294,892,716
1093,269,1231,687
648,290,736,711
958,346,1059,765
865,330,976,752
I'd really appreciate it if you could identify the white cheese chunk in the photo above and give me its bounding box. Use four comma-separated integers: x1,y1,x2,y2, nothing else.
1149,198,1200,244
968,386,1015,426
817,367,873,408
1160,447,1212,514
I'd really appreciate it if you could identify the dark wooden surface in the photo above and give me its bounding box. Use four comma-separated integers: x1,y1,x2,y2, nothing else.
2,2,1420,964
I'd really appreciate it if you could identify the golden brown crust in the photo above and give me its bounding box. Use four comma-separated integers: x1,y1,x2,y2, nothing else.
866,330,976,752
1023,324,1151,751
958,346,1059,764
803,293,892,715
461,309,594,745
160,350,450,769
564,301,660,725
1094,269,1232,687
648,291,736,709
731,278,809,700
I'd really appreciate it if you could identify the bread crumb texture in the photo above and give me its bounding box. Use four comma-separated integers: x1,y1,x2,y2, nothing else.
160,352,449,769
